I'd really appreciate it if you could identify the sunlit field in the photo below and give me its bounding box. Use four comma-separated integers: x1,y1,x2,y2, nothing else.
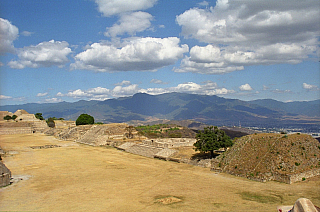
1,134,319,212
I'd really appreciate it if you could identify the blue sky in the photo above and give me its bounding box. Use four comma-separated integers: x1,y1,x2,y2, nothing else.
1,0,319,105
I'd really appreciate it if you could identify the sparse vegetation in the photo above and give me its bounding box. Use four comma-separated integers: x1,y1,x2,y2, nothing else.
239,192,280,204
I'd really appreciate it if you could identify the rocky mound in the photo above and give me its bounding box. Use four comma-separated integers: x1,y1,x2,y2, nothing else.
213,133,320,183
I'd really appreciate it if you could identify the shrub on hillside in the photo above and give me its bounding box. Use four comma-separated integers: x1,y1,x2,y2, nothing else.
35,113,44,120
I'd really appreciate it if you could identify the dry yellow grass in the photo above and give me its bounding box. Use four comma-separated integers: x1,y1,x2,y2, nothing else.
0,134,319,212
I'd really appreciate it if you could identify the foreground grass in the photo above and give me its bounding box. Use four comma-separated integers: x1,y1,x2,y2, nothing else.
0,134,319,212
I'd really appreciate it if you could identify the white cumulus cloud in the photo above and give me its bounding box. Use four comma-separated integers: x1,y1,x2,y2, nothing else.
21,31,34,36
150,79,168,84
176,0,320,74
303,83,319,91
0,18,19,55
37,92,48,97
140,81,235,96
239,83,253,91
56,80,235,101
71,37,188,72
105,12,153,37
115,80,131,86
45,98,63,103
8,40,72,69
0,95,12,100
95,0,157,17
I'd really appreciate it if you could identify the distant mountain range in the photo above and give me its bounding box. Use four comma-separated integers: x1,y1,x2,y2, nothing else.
1,92,319,128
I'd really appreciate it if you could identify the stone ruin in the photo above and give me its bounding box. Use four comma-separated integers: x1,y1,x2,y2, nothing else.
142,138,196,148
0,110,49,134
117,138,197,161
0,161,11,187
53,120,76,129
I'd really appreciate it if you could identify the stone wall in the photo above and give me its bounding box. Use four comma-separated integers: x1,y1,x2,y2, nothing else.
218,168,320,184
0,127,33,134
31,120,49,132
288,168,320,184
54,120,76,129
0,162,11,187
142,138,196,148
181,158,212,168
0,118,48,134
15,114,38,122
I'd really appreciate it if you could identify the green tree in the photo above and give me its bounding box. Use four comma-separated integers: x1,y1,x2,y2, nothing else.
11,115,17,120
194,126,233,158
76,114,94,126
35,113,44,120
3,115,12,121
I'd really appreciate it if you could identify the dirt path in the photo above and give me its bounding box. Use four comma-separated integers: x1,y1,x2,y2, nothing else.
0,134,319,211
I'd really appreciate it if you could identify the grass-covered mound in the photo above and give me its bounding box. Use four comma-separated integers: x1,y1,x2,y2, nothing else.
135,124,196,138
214,133,320,183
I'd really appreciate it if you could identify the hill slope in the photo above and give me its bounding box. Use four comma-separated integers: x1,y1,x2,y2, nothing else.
1,92,319,128
214,133,320,183
249,99,320,117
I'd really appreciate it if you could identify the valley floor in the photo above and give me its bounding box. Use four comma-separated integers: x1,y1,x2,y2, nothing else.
0,134,319,211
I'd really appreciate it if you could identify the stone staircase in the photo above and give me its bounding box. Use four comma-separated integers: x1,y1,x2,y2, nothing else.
77,125,102,145
76,125,126,146
31,120,49,133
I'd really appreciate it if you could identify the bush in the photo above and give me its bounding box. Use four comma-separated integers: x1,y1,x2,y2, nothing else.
35,113,44,120
3,115,12,120
76,114,94,126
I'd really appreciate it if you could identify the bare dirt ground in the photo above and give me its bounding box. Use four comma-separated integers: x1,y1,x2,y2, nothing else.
0,134,319,212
